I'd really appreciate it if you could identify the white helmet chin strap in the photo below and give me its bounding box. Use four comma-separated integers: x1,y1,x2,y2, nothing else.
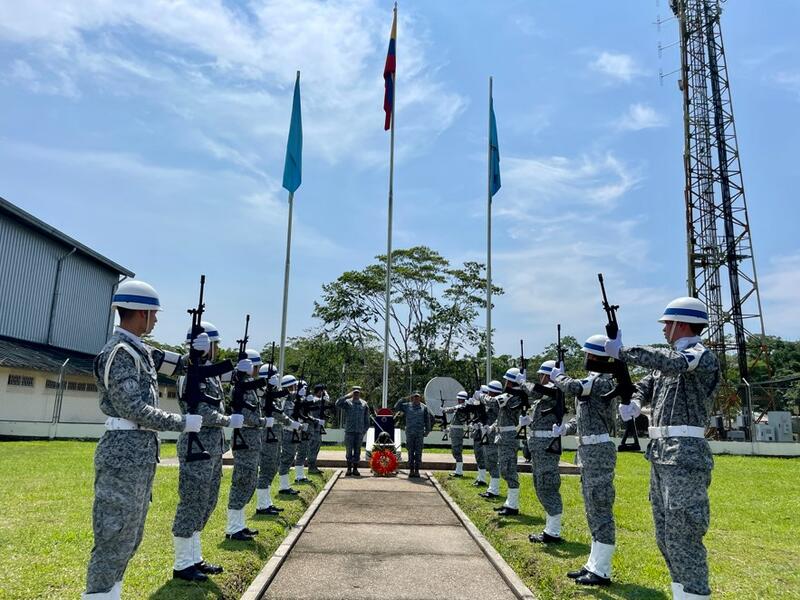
668,321,678,344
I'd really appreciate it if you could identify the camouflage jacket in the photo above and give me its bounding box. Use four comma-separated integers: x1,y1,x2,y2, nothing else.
621,337,720,468
523,382,559,432
336,396,371,434
393,400,433,435
553,372,616,438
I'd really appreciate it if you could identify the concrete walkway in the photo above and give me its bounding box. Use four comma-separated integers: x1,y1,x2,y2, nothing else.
250,471,534,600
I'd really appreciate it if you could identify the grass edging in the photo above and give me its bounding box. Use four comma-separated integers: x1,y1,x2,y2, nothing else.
427,471,537,600
240,468,343,600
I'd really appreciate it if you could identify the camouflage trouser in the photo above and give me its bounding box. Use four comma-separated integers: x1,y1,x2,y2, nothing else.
344,431,364,464
473,433,486,470
578,442,616,545
483,441,500,478
228,428,261,510
650,462,712,596
449,427,464,462
173,432,224,538
497,434,519,489
257,425,282,488
529,437,562,516
279,429,300,475
295,433,310,467
307,423,323,468
85,463,155,593
406,432,424,470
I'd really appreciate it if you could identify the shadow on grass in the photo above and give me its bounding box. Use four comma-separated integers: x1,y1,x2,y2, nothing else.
539,539,591,559
578,582,669,600
494,512,545,528
217,537,265,553
149,577,223,600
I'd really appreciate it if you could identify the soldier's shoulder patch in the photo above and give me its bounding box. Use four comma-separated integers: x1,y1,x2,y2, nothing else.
580,378,594,396
680,343,707,373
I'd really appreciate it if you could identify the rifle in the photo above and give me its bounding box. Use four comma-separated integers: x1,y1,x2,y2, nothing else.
519,339,528,375
542,324,566,455
184,275,234,462
598,273,641,452
261,342,280,444
230,315,255,451
439,391,449,441
314,384,333,435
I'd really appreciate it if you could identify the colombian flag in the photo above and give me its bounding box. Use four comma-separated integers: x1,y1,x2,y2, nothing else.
383,7,397,131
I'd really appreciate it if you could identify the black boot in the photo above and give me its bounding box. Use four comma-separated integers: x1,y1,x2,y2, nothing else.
255,506,281,516
194,561,224,575
575,572,611,586
496,506,519,516
173,565,207,582
225,530,254,541
529,531,563,544
567,567,588,579
352,466,362,477
345,464,353,476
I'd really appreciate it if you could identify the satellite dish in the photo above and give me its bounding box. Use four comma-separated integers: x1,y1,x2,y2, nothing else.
424,377,465,416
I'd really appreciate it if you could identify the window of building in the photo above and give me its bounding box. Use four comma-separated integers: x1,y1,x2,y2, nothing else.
7,374,35,388
167,390,177,399
45,380,60,389
66,381,98,393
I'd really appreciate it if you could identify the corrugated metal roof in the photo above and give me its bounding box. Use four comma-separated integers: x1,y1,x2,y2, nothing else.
0,197,134,277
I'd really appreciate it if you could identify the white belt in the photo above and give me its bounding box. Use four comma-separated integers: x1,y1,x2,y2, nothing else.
105,417,154,432
498,425,518,433
532,430,557,438
449,425,465,430
578,433,610,445
648,425,705,439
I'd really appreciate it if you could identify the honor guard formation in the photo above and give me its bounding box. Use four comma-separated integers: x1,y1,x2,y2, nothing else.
82,273,720,600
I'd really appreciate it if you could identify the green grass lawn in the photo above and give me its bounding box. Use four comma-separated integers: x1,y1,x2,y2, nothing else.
0,440,329,600
320,442,474,455
436,452,800,600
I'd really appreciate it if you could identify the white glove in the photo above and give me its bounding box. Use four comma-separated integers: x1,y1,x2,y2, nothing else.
472,390,482,401
298,387,307,398
301,422,309,432
265,417,275,428
323,391,330,401
289,419,301,431
192,332,210,353
519,415,532,427
552,423,568,436
229,414,244,429
316,418,326,426
518,370,527,384
605,330,623,359
268,374,280,387
549,362,564,381
236,358,253,373
184,414,203,432
618,402,641,422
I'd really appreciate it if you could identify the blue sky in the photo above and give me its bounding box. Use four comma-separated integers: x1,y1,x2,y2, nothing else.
1,0,798,357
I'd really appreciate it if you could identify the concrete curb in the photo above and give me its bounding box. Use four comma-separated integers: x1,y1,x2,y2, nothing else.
427,472,537,600
240,469,342,600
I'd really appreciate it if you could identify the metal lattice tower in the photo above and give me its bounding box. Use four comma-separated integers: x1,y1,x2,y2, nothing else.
671,0,770,423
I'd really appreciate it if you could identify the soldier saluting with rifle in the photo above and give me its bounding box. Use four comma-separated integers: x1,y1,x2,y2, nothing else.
172,275,239,583
523,325,567,545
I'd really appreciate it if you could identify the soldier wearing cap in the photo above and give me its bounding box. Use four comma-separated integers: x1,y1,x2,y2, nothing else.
394,391,433,478
224,349,267,541
172,321,242,582
444,390,470,477
83,280,203,600
254,364,290,516
277,375,306,494
479,380,504,499
605,297,720,600
490,367,529,516
336,386,370,476
549,335,619,587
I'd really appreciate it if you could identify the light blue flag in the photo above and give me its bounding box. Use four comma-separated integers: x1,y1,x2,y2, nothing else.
489,96,501,197
282,73,302,194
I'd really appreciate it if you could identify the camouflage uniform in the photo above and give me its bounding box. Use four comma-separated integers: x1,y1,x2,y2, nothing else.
228,384,265,511
555,373,617,545
172,373,230,538
304,395,325,470
471,397,488,473
336,395,370,465
444,403,469,464
494,390,527,491
395,400,433,472
621,338,720,597
279,392,302,476
483,395,501,480
255,390,291,505
524,383,562,518
85,329,186,596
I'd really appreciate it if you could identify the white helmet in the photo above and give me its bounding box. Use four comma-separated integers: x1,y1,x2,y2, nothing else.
112,280,162,311
582,334,609,357
456,391,468,402
658,296,709,325
281,374,298,389
487,380,504,394
537,360,556,375
245,349,262,365
503,367,522,384
186,321,220,344
480,384,489,393
258,364,277,379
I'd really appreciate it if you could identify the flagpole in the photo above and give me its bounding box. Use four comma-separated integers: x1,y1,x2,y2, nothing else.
381,4,397,410
485,76,493,384
279,70,301,379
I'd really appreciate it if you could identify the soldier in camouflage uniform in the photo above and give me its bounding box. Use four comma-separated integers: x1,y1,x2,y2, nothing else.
444,390,470,477
277,374,305,494
172,321,243,582
469,385,490,487
254,364,292,515
394,391,434,478
83,280,203,600
225,349,267,541
292,380,313,484
305,384,329,474
336,386,371,476
479,380,504,499
491,368,529,516
550,335,619,587
605,297,720,600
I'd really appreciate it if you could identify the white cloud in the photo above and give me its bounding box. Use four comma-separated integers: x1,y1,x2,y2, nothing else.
774,70,800,99
589,51,645,83
759,253,800,339
615,103,667,131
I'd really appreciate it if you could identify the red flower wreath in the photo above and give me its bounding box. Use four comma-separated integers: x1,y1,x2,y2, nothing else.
370,448,398,476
